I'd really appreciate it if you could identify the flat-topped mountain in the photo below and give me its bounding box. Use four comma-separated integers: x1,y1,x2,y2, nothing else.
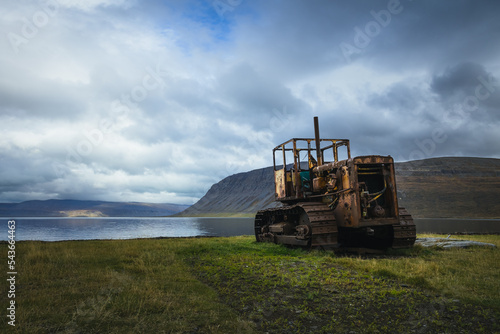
178,157,500,218
395,157,500,218
0,199,189,217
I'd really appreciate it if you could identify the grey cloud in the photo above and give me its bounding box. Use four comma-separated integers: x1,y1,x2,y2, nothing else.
0,0,499,204
431,62,491,99
431,62,500,123
217,64,292,113
359,1,500,69
368,82,426,114
232,1,500,77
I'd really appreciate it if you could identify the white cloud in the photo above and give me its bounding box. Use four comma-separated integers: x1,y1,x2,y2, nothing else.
0,0,499,204
57,0,136,12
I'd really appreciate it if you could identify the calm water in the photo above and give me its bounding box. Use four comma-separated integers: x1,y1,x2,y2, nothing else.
414,218,500,234
1,217,254,242
2,217,499,242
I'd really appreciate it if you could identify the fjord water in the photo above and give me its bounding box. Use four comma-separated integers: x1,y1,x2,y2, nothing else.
2,217,499,242
414,218,500,234
2,217,254,242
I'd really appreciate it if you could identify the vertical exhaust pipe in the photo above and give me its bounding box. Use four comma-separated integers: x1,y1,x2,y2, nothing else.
314,116,322,165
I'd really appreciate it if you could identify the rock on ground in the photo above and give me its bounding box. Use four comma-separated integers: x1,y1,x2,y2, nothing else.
415,237,497,248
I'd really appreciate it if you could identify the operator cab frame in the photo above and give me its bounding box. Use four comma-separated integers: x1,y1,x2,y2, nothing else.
272,137,351,201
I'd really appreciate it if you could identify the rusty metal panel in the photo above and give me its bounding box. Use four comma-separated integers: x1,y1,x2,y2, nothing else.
353,155,393,164
274,169,286,199
256,117,416,250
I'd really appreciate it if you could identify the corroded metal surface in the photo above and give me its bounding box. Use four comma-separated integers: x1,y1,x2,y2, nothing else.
392,207,417,248
255,202,338,249
256,117,416,250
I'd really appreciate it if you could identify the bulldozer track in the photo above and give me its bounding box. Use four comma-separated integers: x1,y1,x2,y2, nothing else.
255,205,416,250
255,202,338,249
297,202,338,248
392,207,417,248
254,117,416,251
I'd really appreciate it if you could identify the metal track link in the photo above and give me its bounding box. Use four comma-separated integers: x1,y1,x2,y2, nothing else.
255,202,338,249
296,202,338,249
256,205,414,250
392,207,417,248
254,211,265,241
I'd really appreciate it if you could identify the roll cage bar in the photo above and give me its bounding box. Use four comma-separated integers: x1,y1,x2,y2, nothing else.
273,138,351,172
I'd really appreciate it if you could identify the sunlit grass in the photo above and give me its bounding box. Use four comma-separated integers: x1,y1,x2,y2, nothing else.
1,234,499,333
181,235,500,333
3,239,255,334
339,234,500,309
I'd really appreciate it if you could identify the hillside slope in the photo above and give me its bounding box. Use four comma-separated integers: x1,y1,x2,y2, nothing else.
396,157,500,218
177,167,278,217
178,157,500,218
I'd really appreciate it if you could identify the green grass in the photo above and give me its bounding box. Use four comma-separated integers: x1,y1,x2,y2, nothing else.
1,235,499,333
343,234,500,309
2,239,254,333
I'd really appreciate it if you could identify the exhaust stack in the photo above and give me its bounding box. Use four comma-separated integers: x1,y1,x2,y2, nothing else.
314,116,322,165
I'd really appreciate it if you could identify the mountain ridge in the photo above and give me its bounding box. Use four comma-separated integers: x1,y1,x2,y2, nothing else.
178,157,500,218
2,157,499,218
0,199,190,217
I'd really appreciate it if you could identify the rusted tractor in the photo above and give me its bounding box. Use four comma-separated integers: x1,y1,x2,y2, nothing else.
255,117,416,250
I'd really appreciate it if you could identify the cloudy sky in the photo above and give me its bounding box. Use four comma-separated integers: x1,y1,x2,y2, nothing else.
1,0,499,205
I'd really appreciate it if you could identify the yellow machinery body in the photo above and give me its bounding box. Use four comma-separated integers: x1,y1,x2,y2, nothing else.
255,117,416,249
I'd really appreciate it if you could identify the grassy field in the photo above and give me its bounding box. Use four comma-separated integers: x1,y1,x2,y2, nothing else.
1,235,499,333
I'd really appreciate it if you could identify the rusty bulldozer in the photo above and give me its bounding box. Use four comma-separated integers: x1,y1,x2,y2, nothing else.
255,117,416,250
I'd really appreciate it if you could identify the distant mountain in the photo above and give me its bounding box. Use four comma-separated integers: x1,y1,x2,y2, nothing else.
178,157,500,218
176,166,279,217
4,157,498,218
395,157,500,218
0,199,190,217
